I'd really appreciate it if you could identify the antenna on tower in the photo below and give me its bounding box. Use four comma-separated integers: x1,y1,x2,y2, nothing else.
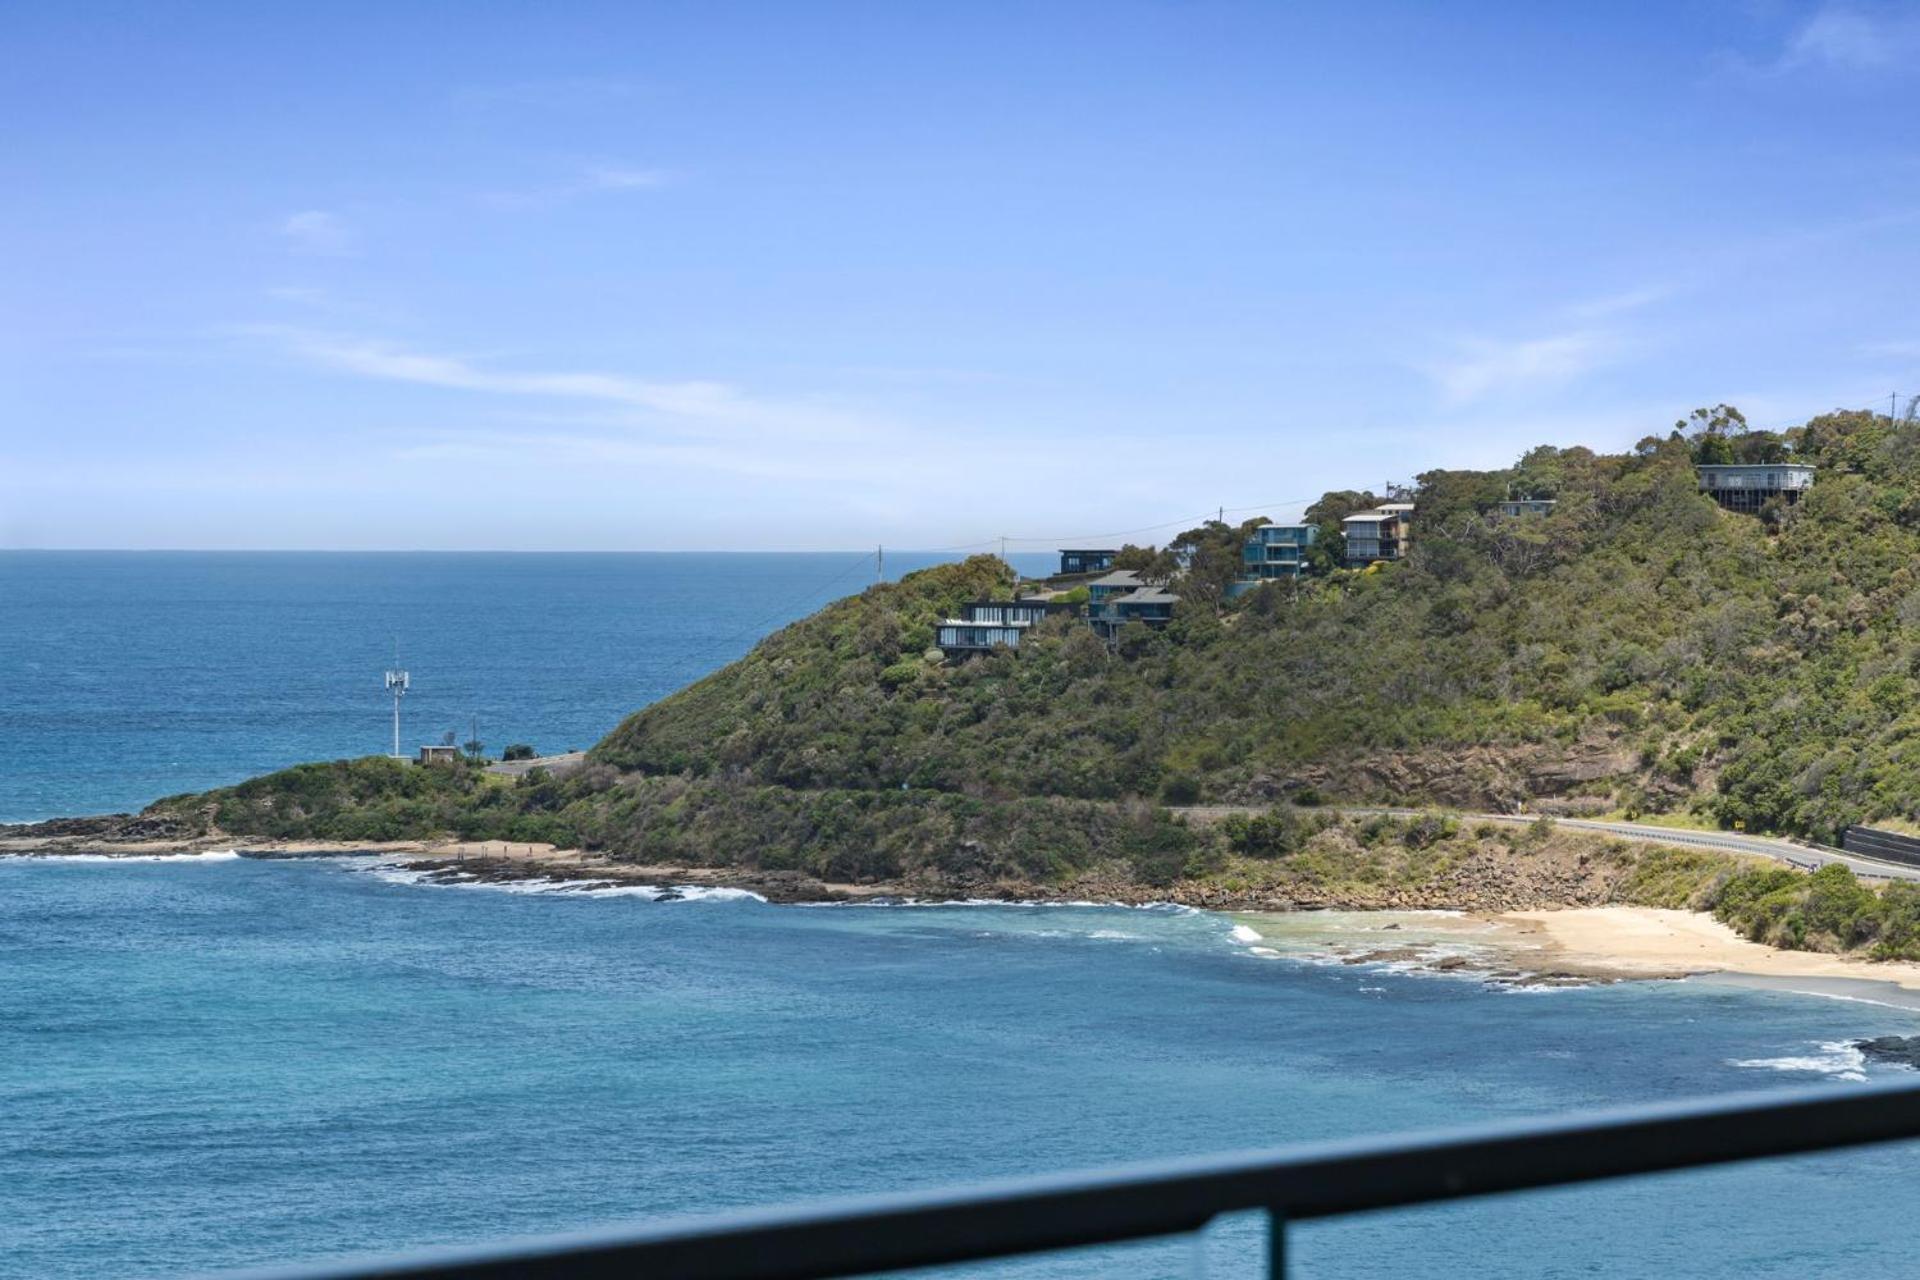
384,639,409,759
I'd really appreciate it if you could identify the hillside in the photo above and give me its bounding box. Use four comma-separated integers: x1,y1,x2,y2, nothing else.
124,407,1920,939
591,407,1920,843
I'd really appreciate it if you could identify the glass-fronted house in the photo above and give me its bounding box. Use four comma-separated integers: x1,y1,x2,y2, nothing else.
1057,549,1118,575
1496,499,1556,517
937,599,1082,656
958,600,1080,627
1342,503,1415,568
1241,524,1319,579
1696,464,1815,513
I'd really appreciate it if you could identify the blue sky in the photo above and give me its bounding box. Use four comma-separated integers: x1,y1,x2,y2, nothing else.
5,1,1919,550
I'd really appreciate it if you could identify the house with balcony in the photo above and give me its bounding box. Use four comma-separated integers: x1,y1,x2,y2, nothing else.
1341,502,1414,568
1057,548,1118,576
1227,523,1319,597
1085,569,1147,604
1696,463,1815,513
1089,586,1179,637
936,599,1082,657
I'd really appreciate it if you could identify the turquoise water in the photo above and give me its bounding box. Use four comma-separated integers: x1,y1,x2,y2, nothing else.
6,552,1920,1278
3,857,1919,1279
0,550,1052,823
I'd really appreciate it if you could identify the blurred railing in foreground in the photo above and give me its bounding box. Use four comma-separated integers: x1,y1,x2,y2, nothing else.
221,1082,1920,1280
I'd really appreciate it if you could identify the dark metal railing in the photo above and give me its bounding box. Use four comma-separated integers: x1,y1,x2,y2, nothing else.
218,1081,1920,1280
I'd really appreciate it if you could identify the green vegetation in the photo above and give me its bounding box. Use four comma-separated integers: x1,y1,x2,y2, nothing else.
501,744,537,761
140,406,1920,953
1710,862,1920,959
585,407,1920,844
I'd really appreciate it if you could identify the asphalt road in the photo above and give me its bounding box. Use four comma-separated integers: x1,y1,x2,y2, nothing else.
1172,805,1920,883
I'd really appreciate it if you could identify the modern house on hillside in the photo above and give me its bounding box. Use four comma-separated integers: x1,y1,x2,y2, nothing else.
1227,523,1319,597
1696,463,1815,513
1089,586,1179,637
958,599,1080,627
1057,548,1118,575
1086,569,1147,603
936,599,1082,657
1497,499,1555,518
1242,524,1318,579
1342,502,1414,568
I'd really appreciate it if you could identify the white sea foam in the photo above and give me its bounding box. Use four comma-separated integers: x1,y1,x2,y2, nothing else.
359,864,764,902
9,849,243,864
1730,1041,1867,1082
1229,924,1263,943
1248,946,1282,959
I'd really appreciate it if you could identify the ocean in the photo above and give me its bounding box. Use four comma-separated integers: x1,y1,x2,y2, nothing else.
4,552,1919,1279
0,550,1054,823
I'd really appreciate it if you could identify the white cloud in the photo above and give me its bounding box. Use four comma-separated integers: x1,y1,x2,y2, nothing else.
1563,284,1674,321
284,332,738,418
279,210,353,256
266,330,887,451
1423,331,1614,405
482,162,677,210
584,165,671,191
1781,3,1913,70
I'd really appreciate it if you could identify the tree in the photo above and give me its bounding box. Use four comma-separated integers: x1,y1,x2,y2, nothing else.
1695,433,1735,465
502,743,537,761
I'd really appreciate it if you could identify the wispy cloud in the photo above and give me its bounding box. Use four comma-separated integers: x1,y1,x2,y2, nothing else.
1720,2,1920,76
1780,3,1917,71
1423,331,1614,405
282,331,742,419
1563,284,1674,321
279,210,353,256
482,162,676,210
264,329,882,450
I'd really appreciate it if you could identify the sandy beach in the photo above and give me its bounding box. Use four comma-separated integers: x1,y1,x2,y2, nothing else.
1495,906,1920,1006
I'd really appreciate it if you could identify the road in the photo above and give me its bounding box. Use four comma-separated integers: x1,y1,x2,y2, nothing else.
483,751,587,778
1171,805,1920,883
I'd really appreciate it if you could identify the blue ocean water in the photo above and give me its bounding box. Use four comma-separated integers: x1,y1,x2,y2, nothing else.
6,552,1920,1279
3,860,1918,1280
0,550,1052,823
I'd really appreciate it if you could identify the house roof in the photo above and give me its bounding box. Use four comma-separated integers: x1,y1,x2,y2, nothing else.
1087,569,1145,588
1695,463,1815,474
1114,587,1179,606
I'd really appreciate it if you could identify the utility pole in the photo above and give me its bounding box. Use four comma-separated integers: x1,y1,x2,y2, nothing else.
999,535,1008,568
876,544,884,584
1217,505,1224,524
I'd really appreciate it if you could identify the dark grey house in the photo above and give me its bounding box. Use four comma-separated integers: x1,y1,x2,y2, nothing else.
1058,549,1119,575
1090,586,1179,637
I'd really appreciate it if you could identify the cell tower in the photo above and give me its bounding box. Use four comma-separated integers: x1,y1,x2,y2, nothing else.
385,642,409,758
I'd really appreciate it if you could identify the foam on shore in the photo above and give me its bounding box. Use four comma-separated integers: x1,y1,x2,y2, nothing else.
362,864,765,902
4,849,243,864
